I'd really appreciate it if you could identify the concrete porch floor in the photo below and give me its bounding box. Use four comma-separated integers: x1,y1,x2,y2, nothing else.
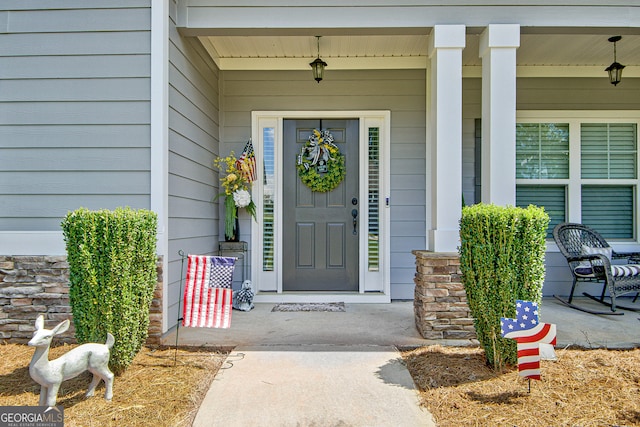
161,296,640,350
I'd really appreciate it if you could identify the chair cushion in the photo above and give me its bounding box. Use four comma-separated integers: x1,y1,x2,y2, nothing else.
612,264,640,277
574,245,613,277
574,266,596,277
573,245,640,278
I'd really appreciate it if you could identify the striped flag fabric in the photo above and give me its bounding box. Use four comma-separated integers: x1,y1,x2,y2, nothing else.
182,255,236,328
501,300,557,380
236,139,256,182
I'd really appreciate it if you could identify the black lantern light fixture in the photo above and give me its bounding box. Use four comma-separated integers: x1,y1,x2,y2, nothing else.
605,35,625,86
310,36,327,83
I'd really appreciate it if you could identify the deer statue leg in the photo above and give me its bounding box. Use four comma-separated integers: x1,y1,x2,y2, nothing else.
86,368,114,401
104,377,113,401
85,374,101,398
46,383,61,408
38,385,48,406
104,372,113,400
100,369,114,401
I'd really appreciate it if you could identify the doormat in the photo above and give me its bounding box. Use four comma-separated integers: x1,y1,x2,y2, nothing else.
271,302,346,312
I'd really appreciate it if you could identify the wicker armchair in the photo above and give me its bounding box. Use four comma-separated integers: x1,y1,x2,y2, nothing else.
553,222,640,314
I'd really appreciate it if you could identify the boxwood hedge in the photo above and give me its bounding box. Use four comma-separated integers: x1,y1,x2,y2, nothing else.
61,207,158,374
459,204,549,370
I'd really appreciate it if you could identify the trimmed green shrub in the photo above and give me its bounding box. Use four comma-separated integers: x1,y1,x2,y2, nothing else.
61,207,158,375
459,203,549,370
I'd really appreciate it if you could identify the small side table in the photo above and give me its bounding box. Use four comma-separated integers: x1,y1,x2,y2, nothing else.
218,241,248,287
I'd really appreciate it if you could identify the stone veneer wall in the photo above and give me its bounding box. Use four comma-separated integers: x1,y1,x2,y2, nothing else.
412,250,476,340
0,256,163,345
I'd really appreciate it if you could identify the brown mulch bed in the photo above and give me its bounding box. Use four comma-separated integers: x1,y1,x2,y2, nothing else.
402,345,640,427
0,343,227,427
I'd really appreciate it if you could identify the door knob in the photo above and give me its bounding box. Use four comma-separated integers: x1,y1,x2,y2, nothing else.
351,209,358,235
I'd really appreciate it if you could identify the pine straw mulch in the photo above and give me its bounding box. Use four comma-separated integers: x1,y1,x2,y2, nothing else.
0,343,227,427
5,341,640,427
401,344,640,427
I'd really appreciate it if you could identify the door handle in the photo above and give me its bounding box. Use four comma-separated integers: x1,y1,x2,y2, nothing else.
351,209,358,235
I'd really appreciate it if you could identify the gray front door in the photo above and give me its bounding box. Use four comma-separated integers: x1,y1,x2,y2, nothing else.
283,119,359,291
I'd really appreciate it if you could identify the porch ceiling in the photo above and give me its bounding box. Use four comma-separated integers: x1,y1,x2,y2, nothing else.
200,32,640,74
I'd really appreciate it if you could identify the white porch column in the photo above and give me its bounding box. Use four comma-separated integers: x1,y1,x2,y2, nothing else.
427,25,465,252
151,0,169,332
479,24,520,205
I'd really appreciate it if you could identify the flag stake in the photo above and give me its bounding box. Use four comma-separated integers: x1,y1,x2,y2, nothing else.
174,249,187,366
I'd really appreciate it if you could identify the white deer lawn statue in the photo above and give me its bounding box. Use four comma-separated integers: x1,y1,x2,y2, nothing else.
28,315,115,407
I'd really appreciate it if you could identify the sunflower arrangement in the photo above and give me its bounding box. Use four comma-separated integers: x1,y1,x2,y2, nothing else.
213,152,257,240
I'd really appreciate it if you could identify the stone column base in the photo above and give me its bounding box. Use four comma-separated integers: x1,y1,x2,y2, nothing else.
412,250,476,341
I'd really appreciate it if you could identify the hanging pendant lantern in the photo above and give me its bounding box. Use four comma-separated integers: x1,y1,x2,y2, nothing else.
605,36,625,86
310,36,327,83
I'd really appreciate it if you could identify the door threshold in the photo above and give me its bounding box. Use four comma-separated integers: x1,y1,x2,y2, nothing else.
253,292,390,304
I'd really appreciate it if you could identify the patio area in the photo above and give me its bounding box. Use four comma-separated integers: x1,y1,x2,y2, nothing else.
161,296,640,350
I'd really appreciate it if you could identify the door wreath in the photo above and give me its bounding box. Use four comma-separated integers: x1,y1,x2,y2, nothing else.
297,129,346,192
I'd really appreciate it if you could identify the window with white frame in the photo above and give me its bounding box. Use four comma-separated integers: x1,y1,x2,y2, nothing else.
515,114,638,240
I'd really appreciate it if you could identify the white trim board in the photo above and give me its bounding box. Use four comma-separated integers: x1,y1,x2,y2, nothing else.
0,232,66,255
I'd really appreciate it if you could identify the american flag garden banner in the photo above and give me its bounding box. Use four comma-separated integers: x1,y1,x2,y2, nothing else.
236,139,256,183
501,300,557,380
182,255,236,328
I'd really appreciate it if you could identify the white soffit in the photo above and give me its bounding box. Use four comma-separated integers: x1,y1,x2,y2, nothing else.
199,33,640,77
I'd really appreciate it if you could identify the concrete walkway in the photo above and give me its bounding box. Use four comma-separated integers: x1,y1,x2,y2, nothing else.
160,297,640,427
169,302,438,427
192,345,435,427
